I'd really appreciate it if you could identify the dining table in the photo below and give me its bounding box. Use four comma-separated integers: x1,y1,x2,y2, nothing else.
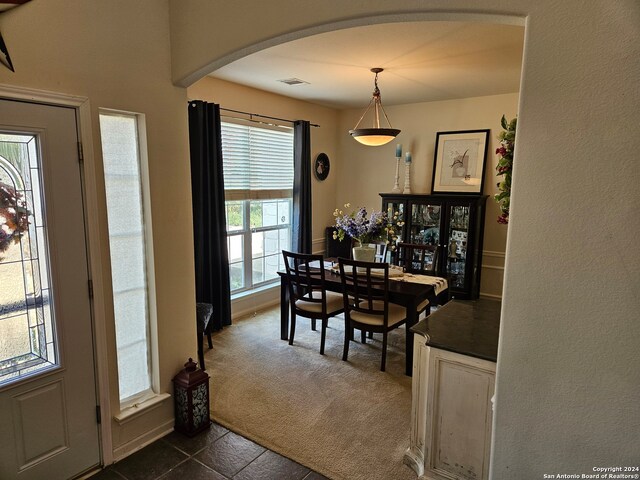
278,262,449,376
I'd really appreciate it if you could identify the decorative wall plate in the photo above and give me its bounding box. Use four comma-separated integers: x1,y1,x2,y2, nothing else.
314,153,330,181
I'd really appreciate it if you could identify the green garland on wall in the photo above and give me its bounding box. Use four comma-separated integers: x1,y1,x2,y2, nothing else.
495,115,517,224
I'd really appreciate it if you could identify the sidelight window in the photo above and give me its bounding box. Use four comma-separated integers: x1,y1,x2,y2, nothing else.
99,111,156,406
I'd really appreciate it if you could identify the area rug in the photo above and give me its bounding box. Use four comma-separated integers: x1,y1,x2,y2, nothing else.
205,306,417,480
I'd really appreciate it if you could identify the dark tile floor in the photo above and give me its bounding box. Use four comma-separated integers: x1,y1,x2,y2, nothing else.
91,423,328,480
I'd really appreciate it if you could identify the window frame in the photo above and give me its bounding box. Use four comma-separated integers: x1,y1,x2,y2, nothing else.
220,119,294,295
227,198,291,294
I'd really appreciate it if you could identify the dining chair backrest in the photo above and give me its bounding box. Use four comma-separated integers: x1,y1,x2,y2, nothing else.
338,257,391,327
282,250,328,310
365,242,388,263
394,242,439,274
325,226,353,259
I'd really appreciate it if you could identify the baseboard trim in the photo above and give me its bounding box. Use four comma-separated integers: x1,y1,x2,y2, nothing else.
111,419,174,463
233,297,280,320
482,250,505,258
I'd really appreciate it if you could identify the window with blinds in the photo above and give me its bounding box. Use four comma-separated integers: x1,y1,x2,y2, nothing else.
221,121,294,200
221,120,294,293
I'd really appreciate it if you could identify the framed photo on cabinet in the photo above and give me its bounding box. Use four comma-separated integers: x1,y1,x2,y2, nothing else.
431,129,490,194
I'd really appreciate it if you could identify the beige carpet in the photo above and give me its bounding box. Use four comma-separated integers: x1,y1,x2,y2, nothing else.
205,306,418,480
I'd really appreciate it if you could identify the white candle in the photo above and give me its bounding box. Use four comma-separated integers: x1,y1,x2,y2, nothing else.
405,151,412,163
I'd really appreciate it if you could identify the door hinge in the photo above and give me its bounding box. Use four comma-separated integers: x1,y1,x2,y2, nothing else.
96,405,101,424
77,141,84,163
88,279,94,299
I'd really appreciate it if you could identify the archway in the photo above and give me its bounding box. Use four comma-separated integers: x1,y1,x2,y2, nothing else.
182,12,526,480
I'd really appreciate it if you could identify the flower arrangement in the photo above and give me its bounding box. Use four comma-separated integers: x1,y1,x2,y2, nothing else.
0,182,30,259
332,203,403,250
494,115,517,224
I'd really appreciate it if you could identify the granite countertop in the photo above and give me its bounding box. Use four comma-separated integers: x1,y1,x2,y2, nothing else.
411,298,501,362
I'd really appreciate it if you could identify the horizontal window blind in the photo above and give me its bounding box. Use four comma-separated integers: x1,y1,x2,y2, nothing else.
221,121,294,201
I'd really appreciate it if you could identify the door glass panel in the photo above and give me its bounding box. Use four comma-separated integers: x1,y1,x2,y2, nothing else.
0,134,57,385
410,203,441,245
447,205,470,288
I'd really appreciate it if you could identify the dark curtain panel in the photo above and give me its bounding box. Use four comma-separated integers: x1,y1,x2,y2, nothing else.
292,120,312,253
188,100,232,331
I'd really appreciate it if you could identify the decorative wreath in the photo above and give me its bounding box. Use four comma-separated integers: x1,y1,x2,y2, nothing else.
0,182,30,258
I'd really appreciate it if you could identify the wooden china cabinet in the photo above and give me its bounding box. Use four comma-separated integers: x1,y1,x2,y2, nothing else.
380,193,488,299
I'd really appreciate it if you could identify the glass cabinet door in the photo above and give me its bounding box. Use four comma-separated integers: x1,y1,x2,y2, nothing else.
381,193,487,298
383,200,406,244
446,204,471,288
410,203,441,246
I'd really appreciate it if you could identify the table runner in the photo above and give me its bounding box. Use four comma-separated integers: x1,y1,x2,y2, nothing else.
390,273,448,295
331,264,448,294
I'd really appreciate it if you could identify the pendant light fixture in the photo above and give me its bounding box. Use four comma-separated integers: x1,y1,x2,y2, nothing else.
349,68,400,146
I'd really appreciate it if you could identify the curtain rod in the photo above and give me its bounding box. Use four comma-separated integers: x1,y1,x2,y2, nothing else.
220,107,320,128
220,113,292,129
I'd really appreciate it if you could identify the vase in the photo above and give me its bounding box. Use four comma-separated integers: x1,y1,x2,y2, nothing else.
352,245,376,262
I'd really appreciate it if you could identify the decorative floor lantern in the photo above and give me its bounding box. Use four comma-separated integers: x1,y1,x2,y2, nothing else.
172,358,211,436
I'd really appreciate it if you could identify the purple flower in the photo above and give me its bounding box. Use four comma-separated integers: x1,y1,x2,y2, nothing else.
333,203,401,246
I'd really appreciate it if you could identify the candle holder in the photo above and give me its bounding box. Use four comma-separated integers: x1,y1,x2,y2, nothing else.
391,156,402,193
403,160,412,194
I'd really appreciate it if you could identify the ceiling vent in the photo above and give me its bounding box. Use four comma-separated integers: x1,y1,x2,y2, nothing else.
278,78,310,86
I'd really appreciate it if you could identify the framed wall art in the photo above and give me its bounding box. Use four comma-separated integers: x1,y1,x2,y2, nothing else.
431,129,490,194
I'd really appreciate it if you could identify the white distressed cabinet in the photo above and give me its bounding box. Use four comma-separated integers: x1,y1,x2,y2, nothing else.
404,299,500,480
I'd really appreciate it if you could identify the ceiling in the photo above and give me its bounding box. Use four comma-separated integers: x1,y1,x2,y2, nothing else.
211,21,525,110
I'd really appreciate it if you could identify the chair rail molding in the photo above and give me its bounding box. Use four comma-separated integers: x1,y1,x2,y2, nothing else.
312,236,325,255
482,250,506,258
482,265,505,271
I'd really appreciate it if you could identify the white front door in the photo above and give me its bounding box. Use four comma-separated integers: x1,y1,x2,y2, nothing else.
0,99,100,479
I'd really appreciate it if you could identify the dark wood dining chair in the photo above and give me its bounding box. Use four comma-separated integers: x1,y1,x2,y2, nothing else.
392,242,437,317
325,226,352,259
394,242,439,274
365,242,388,263
282,250,345,354
338,258,407,372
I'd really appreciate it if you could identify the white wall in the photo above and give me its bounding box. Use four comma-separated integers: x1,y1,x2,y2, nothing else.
337,93,519,298
0,0,195,458
169,1,640,477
